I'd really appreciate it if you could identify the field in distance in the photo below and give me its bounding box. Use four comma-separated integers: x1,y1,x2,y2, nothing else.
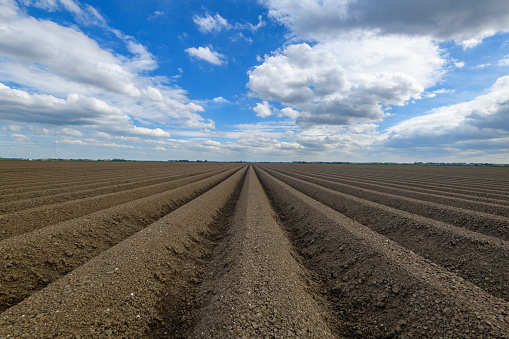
1,161,508,338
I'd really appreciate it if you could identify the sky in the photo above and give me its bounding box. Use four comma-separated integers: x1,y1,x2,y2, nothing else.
0,0,509,162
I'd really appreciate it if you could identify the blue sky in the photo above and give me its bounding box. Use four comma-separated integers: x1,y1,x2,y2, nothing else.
1,0,509,162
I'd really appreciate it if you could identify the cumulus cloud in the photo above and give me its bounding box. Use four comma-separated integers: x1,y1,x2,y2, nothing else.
383,75,509,148
248,1,509,131
213,96,229,103
185,46,227,65
0,0,210,143
252,101,273,118
0,83,171,138
248,37,443,127
0,13,141,96
193,13,230,33
279,107,300,119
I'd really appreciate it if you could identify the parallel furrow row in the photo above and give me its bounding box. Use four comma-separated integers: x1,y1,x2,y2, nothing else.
285,168,509,204
281,164,509,197
0,164,226,195
0,168,183,199
1,163,507,338
0,166,243,313
255,166,509,337
258,166,509,301
0,166,247,338
264,166,509,241
0,168,235,241
0,169,215,214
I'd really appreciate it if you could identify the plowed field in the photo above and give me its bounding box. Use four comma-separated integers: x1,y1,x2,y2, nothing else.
1,161,508,338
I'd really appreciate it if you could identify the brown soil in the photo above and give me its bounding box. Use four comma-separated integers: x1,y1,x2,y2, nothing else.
0,161,508,338
255,165,509,337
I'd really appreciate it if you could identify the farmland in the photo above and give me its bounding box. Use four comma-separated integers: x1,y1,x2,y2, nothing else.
0,161,508,338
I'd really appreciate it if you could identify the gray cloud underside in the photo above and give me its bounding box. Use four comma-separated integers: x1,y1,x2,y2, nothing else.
264,0,509,41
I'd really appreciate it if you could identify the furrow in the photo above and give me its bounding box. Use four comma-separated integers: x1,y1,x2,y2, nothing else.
0,166,152,191
259,166,509,301
0,166,247,338
0,162,224,193
0,169,195,203
0,168,231,240
0,165,215,196
286,168,509,205
184,166,335,338
267,167,509,241
280,168,509,215
0,166,242,313
0,169,216,214
269,164,509,199
255,166,509,338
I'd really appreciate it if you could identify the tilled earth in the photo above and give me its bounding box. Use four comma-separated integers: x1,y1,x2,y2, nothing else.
0,161,508,338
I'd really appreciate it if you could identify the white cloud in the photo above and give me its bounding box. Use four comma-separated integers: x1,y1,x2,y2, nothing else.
0,0,210,141
279,107,300,119
58,0,81,15
0,11,141,96
19,0,106,26
252,101,273,118
248,37,444,127
57,137,135,149
11,133,30,142
124,40,158,73
422,88,455,99
185,46,227,65
0,83,171,138
193,13,230,33
234,15,265,32
499,55,509,66
230,32,253,43
461,38,482,49
194,11,265,34
1,124,23,132
213,96,229,103
148,10,165,21
455,61,465,68
474,63,491,69
383,75,509,148
60,127,83,136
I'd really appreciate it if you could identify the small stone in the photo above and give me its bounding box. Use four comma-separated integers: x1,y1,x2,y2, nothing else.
104,329,112,335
